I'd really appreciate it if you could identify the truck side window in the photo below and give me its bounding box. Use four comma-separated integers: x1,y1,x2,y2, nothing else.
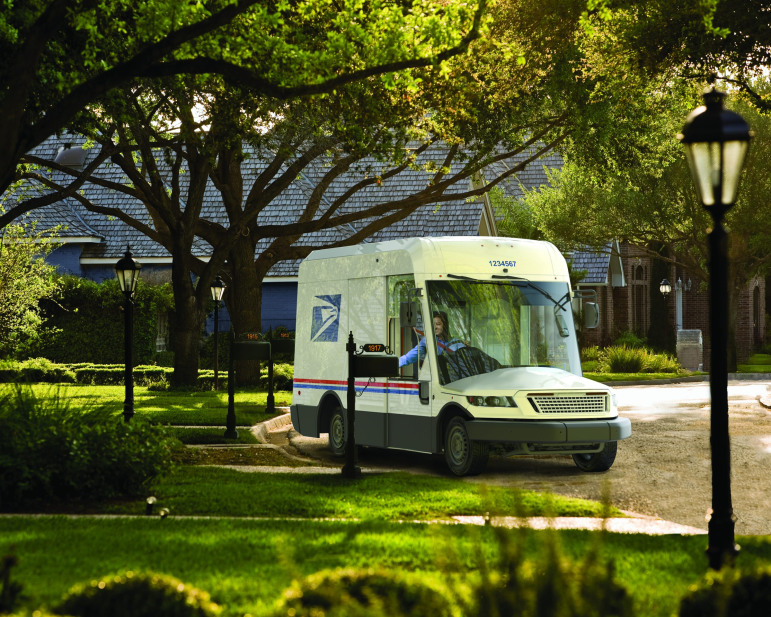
387,274,425,379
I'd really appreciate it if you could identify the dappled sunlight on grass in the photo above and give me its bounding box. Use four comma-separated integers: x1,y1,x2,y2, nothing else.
0,384,292,425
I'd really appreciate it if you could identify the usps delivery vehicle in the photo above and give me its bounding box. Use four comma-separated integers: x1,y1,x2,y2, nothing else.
290,237,631,476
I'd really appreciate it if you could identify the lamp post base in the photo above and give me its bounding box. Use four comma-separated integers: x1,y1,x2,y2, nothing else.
341,464,362,479
123,405,134,423
707,511,740,570
223,428,239,439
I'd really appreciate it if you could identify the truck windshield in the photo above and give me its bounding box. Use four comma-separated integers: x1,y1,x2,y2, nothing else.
426,279,581,385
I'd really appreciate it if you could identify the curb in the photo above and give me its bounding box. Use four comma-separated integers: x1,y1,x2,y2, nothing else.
606,374,771,387
602,376,708,387
253,411,293,444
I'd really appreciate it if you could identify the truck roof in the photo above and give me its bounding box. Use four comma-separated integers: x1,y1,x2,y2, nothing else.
301,236,569,281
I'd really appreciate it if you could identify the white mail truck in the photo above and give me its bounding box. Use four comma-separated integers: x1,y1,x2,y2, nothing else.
290,237,631,476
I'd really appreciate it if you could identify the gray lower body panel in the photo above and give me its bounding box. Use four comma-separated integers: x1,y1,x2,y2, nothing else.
292,404,320,438
466,417,631,444
387,413,432,452
355,410,387,448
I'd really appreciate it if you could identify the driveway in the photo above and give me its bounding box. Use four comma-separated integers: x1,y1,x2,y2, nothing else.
289,381,771,535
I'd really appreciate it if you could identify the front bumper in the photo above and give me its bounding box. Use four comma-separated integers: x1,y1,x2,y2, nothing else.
466,417,631,444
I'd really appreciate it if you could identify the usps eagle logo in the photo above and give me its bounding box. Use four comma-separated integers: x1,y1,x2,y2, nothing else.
311,294,342,342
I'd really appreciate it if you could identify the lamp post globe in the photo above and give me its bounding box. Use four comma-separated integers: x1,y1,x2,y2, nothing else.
210,276,226,391
115,245,141,422
679,87,751,571
659,279,672,299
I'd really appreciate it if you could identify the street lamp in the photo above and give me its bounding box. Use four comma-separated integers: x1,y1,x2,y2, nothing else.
210,276,226,391
679,87,752,570
659,279,672,300
115,245,142,422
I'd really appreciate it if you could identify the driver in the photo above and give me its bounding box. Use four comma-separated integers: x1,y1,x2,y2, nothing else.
398,311,465,368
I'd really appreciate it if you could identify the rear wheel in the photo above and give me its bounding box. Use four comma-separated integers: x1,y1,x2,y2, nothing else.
572,441,617,472
444,417,489,476
329,407,346,456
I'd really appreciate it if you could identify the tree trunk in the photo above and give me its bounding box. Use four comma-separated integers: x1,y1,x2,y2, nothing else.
227,237,263,385
170,261,207,387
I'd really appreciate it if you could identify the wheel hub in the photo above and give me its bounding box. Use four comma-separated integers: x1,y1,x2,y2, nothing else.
448,427,468,465
332,416,344,448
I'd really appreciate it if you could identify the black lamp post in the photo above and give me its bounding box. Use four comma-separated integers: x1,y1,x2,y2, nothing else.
678,87,752,570
115,245,142,422
210,276,226,391
659,279,672,300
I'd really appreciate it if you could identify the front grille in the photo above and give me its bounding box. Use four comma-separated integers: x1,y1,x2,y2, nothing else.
528,395,607,414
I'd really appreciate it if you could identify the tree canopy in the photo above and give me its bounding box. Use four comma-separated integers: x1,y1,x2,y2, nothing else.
0,0,486,218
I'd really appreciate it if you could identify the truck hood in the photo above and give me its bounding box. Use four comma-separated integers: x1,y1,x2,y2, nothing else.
441,367,609,395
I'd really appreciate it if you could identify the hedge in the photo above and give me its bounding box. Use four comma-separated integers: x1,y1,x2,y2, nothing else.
27,275,173,365
0,361,294,391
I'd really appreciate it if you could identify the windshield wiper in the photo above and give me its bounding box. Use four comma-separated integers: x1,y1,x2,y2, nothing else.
446,273,570,311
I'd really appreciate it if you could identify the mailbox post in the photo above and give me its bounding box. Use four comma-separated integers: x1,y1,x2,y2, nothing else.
341,332,399,479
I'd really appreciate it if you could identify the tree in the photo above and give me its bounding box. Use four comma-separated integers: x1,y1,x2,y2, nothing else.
0,0,487,228
0,222,60,357
580,0,771,113
520,84,771,369
20,0,653,385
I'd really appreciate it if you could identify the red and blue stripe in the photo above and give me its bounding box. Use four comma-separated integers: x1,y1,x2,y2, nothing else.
293,378,419,396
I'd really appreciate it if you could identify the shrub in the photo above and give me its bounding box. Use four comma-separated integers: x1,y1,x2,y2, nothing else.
272,568,455,617
464,528,634,617
597,346,646,373
0,358,75,383
260,363,294,391
581,346,601,362
0,386,175,505
55,571,220,617
28,275,173,365
612,330,647,348
581,360,598,372
642,350,682,374
679,566,771,617
74,366,173,386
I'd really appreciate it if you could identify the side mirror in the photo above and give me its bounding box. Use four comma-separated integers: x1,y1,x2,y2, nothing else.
584,303,599,329
400,301,418,327
555,314,570,337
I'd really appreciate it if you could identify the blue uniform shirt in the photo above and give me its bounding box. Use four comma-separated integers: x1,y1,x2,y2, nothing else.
398,337,465,367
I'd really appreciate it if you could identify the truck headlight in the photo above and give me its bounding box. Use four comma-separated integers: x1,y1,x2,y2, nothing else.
611,393,618,408
466,396,517,407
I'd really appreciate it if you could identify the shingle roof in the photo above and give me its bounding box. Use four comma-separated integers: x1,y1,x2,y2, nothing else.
14,135,564,276
570,243,614,285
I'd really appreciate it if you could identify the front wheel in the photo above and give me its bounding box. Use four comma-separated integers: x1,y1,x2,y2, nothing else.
444,417,489,476
572,441,617,472
329,407,346,456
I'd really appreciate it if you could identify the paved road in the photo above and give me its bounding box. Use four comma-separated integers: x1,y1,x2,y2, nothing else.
289,381,771,535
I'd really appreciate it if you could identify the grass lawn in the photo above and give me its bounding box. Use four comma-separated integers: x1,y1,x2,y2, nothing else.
585,371,707,382
4,517,771,617
738,353,771,372
10,466,622,520
0,384,292,425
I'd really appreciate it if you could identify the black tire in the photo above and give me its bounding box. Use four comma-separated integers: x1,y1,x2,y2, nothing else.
444,417,489,476
572,441,618,472
329,406,347,456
